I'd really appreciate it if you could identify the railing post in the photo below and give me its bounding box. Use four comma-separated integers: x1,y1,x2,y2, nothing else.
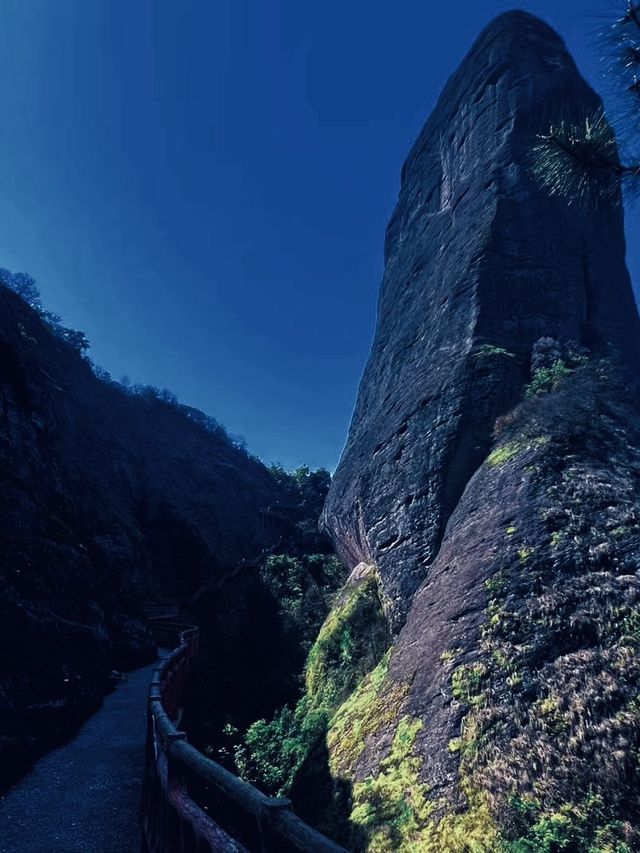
258,797,294,853
166,733,187,853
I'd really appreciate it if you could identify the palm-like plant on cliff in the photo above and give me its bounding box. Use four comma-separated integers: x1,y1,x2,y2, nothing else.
534,1,640,203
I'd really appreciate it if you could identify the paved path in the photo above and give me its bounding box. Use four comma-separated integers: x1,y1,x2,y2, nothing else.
0,661,157,853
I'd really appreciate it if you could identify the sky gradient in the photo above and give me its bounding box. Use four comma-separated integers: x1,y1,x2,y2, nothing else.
0,1,636,469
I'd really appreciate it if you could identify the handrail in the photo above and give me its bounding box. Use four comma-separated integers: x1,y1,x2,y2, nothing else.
140,624,347,853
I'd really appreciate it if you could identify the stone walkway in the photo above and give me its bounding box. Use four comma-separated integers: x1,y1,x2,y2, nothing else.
0,661,156,853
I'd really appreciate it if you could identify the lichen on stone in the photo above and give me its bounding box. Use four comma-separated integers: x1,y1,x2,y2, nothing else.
349,711,500,852
487,437,549,467
349,717,434,848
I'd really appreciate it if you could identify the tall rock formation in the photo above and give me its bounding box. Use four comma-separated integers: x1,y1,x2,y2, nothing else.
322,10,640,631
313,11,640,851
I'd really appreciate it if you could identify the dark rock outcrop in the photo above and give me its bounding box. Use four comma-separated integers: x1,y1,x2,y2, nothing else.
0,283,284,791
322,10,640,632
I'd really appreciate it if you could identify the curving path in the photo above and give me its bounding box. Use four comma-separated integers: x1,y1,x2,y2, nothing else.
0,661,157,853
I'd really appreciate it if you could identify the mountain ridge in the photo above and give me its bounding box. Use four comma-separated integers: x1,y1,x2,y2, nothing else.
0,277,286,791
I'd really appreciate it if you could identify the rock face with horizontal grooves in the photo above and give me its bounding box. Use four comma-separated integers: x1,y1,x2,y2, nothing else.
322,10,640,632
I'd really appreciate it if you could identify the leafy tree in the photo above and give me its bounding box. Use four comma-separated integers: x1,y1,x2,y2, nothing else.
533,2,640,203
0,268,90,354
259,552,345,653
234,700,329,797
0,269,42,311
268,464,331,516
57,327,90,353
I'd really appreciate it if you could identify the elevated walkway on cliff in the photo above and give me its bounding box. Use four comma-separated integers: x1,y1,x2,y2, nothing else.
0,607,345,852
0,660,155,853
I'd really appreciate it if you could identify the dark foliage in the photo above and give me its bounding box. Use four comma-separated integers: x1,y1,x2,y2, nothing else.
0,269,90,353
0,270,290,791
181,464,346,773
533,2,640,204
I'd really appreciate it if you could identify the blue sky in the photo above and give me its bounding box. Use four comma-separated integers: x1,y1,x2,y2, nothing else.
0,1,636,470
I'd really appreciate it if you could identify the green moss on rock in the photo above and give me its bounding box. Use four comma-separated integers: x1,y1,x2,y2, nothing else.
487,437,549,467
305,571,391,711
348,712,500,852
349,716,435,850
327,650,410,776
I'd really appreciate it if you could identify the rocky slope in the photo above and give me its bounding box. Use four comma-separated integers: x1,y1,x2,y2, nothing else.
0,280,285,791
310,11,640,851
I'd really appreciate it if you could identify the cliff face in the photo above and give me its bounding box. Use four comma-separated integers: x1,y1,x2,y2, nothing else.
322,10,640,631
313,11,640,851
0,283,284,790
322,371,640,850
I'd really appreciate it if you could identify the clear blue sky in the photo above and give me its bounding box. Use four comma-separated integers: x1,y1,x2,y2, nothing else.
0,1,636,470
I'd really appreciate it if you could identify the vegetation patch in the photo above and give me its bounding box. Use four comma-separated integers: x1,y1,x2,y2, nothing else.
349,716,435,850
451,662,489,705
306,572,391,711
440,647,463,664
349,712,500,851
234,568,392,808
526,359,573,397
473,344,516,360
327,650,409,777
234,698,329,797
259,551,345,657
517,546,534,564
487,437,549,467
502,794,633,853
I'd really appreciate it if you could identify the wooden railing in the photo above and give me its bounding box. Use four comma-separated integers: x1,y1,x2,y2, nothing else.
140,625,347,853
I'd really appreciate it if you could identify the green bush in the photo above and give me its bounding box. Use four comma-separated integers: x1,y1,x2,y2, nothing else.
234,699,328,797
259,552,345,654
504,795,632,853
526,359,573,397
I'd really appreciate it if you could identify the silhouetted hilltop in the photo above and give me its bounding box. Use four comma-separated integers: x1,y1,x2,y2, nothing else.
0,275,287,790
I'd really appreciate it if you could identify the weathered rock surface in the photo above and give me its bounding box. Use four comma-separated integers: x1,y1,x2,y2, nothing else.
311,11,640,850
322,10,640,631
0,282,284,791
322,365,640,850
